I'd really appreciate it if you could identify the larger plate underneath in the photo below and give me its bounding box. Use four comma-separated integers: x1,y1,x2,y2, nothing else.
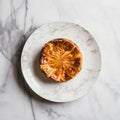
21,22,101,102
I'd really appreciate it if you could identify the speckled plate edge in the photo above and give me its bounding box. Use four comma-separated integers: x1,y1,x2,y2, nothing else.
21,21,102,102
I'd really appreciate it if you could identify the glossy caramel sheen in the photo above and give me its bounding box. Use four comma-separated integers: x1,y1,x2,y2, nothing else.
39,38,82,82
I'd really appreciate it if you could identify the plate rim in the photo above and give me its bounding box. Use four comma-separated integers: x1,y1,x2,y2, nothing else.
21,21,102,102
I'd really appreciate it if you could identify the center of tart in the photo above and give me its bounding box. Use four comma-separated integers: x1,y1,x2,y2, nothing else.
40,38,82,82
50,49,72,69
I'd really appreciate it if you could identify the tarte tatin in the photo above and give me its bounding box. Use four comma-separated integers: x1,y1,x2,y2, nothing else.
39,38,82,82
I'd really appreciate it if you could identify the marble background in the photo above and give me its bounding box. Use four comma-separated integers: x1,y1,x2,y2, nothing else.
0,0,120,120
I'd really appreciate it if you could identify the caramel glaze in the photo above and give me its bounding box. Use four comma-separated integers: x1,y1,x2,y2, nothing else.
39,38,82,82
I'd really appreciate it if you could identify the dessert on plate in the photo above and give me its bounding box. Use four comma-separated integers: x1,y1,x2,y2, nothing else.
39,38,82,82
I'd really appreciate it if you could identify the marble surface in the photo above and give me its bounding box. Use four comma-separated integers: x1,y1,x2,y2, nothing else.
0,0,120,120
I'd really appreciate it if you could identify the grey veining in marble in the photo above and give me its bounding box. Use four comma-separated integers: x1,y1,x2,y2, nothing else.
0,0,120,120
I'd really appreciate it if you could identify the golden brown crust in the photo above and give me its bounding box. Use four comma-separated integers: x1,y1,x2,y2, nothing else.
39,38,82,82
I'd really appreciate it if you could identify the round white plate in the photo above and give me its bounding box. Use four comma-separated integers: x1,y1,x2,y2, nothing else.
21,22,101,102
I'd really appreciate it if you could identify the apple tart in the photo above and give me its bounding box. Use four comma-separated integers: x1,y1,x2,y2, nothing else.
39,38,82,82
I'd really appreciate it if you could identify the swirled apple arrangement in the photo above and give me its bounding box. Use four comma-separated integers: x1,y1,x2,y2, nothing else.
39,38,83,82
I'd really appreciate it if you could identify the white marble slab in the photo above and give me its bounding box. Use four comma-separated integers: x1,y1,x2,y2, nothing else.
0,0,120,120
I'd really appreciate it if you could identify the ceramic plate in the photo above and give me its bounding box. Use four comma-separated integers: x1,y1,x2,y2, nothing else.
21,22,101,102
